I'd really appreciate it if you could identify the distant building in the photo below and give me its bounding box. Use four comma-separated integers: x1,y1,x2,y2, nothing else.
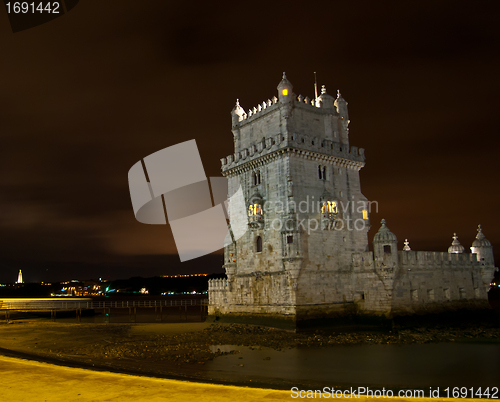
16,269,23,284
208,73,498,327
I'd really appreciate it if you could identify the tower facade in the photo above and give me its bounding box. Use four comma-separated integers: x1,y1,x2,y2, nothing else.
208,74,498,326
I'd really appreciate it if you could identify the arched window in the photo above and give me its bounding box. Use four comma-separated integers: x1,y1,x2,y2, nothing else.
256,236,263,252
318,165,327,180
253,171,261,186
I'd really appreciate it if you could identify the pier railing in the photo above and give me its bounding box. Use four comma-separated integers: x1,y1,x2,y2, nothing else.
0,298,209,311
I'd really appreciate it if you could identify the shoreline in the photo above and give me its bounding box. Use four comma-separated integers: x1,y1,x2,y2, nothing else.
0,319,498,392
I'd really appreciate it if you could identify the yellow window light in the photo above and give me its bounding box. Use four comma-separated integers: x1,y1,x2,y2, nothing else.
282,89,288,96
363,210,368,219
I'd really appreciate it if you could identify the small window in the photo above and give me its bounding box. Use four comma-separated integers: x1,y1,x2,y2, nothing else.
253,171,261,186
256,236,263,253
312,141,315,145
427,289,435,301
444,288,450,300
286,235,293,244
302,138,305,143
383,245,392,253
411,289,418,301
459,288,466,299
354,292,365,302
318,165,327,180
362,210,368,220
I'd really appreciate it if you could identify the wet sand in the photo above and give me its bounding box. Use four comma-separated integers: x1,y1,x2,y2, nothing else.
0,319,499,391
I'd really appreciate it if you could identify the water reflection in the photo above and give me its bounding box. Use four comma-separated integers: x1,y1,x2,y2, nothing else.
207,343,500,389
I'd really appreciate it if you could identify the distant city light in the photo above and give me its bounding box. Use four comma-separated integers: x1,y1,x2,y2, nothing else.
160,273,208,278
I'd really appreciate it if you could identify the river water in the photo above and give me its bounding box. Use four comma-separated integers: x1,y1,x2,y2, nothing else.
205,342,500,391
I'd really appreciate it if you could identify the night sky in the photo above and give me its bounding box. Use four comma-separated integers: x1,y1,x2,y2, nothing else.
1,0,499,283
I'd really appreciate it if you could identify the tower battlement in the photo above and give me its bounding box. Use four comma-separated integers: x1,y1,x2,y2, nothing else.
220,137,365,175
398,250,479,266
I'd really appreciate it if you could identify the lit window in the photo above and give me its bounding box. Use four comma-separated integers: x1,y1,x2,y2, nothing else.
248,204,263,217
362,210,368,219
282,89,288,96
321,201,338,214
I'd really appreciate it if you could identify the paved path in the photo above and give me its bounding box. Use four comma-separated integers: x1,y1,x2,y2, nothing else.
0,355,477,402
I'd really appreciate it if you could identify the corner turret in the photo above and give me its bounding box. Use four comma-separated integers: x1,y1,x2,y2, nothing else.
277,72,293,103
471,225,494,266
231,99,245,127
373,219,398,266
317,85,334,110
334,90,349,122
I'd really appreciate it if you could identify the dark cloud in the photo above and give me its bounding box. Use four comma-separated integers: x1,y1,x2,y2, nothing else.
0,0,499,282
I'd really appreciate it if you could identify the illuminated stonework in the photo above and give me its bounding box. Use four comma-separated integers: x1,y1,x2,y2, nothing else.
208,74,498,326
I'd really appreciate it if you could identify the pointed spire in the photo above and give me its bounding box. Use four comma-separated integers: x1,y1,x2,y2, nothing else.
403,239,411,251
476,224,485,240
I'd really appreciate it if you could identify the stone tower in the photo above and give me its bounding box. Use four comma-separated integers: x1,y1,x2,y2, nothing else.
209,74,498,326
209,73,371,326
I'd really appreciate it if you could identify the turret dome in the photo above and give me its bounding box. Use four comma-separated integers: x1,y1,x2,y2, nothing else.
448,233,464,253
471,225,492,248
373,219,397,243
